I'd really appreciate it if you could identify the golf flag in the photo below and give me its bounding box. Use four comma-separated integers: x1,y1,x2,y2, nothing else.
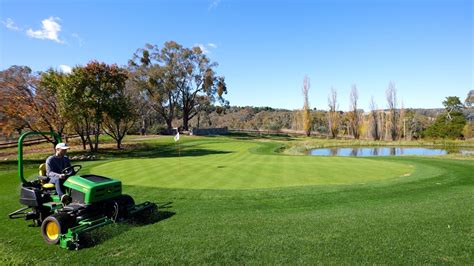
174,131,180,142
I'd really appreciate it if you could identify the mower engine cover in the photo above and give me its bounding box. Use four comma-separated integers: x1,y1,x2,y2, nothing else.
64,175,122,204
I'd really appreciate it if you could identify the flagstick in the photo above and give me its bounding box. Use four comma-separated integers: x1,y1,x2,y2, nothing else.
177,141,181,177
174,128,181,178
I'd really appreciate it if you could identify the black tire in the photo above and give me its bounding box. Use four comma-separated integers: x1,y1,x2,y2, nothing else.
114,194,135,220
118,194,135,206
41,213,72,245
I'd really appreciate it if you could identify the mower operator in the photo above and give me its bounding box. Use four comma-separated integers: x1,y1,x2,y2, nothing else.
46,142,71,201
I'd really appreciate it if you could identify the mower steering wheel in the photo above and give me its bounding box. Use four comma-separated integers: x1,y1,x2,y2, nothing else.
62,165,82,177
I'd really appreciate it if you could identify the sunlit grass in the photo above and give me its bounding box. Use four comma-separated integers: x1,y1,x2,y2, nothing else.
0,135,472,264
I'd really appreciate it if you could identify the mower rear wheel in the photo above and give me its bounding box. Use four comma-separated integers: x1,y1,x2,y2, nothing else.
114,194,135,220
41,213,71,244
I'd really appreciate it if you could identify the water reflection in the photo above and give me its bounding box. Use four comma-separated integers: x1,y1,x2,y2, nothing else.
308,147,472,157
390,147,396,156
372,148,378,156
350,148,358,157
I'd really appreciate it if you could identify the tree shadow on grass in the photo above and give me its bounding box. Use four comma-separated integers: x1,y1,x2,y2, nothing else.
96,142,233,159
0,140,233,175
79,202,176,249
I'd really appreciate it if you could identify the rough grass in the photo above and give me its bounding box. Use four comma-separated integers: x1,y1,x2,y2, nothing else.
0,136,472,264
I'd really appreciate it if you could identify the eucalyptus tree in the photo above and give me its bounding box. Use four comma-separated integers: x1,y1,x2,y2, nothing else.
443,96,464,120
129,41,228,131
129,43,179,130
174,44,228,130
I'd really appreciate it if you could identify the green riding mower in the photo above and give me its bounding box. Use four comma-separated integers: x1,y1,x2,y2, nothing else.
8,131,156,250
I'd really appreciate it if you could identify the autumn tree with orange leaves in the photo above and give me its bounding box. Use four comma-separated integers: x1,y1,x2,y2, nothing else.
60,61,130,151
0,66,66,144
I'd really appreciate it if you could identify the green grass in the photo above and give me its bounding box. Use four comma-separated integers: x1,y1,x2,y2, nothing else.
0,136,472,264
91,137,414,189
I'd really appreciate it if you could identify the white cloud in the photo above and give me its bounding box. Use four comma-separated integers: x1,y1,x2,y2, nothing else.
59,64,72,74
71,33,84,47
194,43,210,54
2,18,21,31
208,0,221,10
194,43,218,54
26,17,64,43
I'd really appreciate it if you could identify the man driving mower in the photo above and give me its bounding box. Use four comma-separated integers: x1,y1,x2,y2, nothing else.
46,142,72,203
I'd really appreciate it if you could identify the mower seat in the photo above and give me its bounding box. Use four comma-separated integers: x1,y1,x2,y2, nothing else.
38,164,54,190
42,183,55,189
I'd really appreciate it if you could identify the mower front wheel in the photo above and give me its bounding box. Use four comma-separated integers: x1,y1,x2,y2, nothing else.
41,213,71,245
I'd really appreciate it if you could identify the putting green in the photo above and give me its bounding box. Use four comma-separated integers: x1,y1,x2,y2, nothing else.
91,138,415,189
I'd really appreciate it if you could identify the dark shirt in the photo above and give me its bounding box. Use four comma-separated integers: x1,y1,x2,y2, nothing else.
46,155,71,180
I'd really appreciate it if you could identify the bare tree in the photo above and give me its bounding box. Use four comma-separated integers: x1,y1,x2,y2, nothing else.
379,111,385,140
302,76,311,136
386,82,398,140
327,87,339,138
348,84,360,139
369,96,380,140
398,100,406,140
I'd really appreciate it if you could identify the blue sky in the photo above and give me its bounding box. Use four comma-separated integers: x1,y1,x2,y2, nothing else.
1,0,472,110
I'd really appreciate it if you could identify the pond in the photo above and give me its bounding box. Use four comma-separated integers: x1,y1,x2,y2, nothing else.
308,147,473,157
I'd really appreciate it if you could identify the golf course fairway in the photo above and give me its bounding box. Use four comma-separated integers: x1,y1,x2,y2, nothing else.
0,136,472,264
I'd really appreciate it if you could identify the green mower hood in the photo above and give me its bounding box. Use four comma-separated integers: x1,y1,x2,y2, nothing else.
64,175,122,204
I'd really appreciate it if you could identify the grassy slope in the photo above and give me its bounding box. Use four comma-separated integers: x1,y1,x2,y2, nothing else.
0,136,472,264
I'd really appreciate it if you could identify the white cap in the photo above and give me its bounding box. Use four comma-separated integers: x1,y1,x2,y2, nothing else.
55,143,69,150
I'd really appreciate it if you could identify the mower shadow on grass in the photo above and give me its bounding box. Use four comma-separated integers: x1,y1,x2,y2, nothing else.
78,203,176,249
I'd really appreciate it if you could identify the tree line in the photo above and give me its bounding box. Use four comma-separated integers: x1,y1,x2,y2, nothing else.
298,77,472,140
191,83,472,140
0,41,228,150
1,42,472,150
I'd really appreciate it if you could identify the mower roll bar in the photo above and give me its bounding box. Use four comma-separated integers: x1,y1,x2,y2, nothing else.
18,131,62,184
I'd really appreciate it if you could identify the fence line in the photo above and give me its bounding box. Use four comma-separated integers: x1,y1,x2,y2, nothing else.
0,134,80,149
